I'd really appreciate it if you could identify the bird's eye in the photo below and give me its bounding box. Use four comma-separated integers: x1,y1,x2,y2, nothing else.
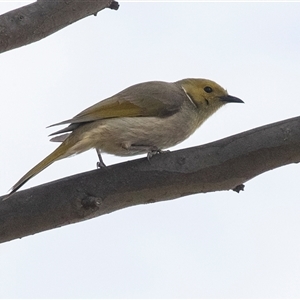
204,86,213,93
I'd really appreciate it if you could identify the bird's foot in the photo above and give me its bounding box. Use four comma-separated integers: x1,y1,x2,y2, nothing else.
96,161,106,169
147,149,170,161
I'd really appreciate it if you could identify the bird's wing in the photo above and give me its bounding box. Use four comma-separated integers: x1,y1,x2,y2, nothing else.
49,81,185,136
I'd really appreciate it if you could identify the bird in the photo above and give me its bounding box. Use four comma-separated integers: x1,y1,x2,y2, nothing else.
8,78,243,196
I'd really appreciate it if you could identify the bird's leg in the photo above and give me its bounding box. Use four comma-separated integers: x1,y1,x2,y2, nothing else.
95,148,106,168
147,148,170,161
122,143,170,161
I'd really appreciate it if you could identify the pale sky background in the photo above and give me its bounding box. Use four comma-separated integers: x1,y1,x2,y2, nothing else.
1,1,300,298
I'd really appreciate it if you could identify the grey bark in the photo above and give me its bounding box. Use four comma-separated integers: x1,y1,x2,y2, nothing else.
0,0,119,53
1,116,300,244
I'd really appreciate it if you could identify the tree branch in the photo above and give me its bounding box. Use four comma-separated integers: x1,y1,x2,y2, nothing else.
0,0,119,53
1,116,300,243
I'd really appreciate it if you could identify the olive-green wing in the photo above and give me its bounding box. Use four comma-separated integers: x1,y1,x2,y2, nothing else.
49,81,185,135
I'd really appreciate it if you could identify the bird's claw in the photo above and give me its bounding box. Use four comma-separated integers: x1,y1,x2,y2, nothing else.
147,149,170,161
96,161,106,169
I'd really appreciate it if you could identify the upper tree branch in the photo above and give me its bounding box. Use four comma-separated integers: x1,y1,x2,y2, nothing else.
0,0,119,53
1,116,300,244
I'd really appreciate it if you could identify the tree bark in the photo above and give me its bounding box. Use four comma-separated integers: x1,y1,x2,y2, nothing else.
0,0,119,53
1,116,300,244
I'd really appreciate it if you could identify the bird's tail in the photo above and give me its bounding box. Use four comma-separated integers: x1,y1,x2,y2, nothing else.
8,140,73,197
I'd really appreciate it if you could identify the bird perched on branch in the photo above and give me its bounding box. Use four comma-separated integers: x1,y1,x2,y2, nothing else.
8,78,243,196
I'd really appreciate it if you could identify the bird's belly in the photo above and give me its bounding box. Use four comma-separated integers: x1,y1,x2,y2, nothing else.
78,114,200,156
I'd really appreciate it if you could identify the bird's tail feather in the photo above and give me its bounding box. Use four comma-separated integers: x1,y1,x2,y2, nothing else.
8,141,72,197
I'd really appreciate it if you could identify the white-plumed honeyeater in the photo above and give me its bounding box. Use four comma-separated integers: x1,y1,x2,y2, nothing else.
9,78,243,196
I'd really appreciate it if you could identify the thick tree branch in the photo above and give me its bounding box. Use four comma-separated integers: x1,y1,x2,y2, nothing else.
0,0,119,53
1,116,300,243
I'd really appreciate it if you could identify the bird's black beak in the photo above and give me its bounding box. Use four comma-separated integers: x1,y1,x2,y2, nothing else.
220,94,244,104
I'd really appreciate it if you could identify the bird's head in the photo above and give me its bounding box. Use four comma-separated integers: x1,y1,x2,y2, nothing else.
177,78,244,116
